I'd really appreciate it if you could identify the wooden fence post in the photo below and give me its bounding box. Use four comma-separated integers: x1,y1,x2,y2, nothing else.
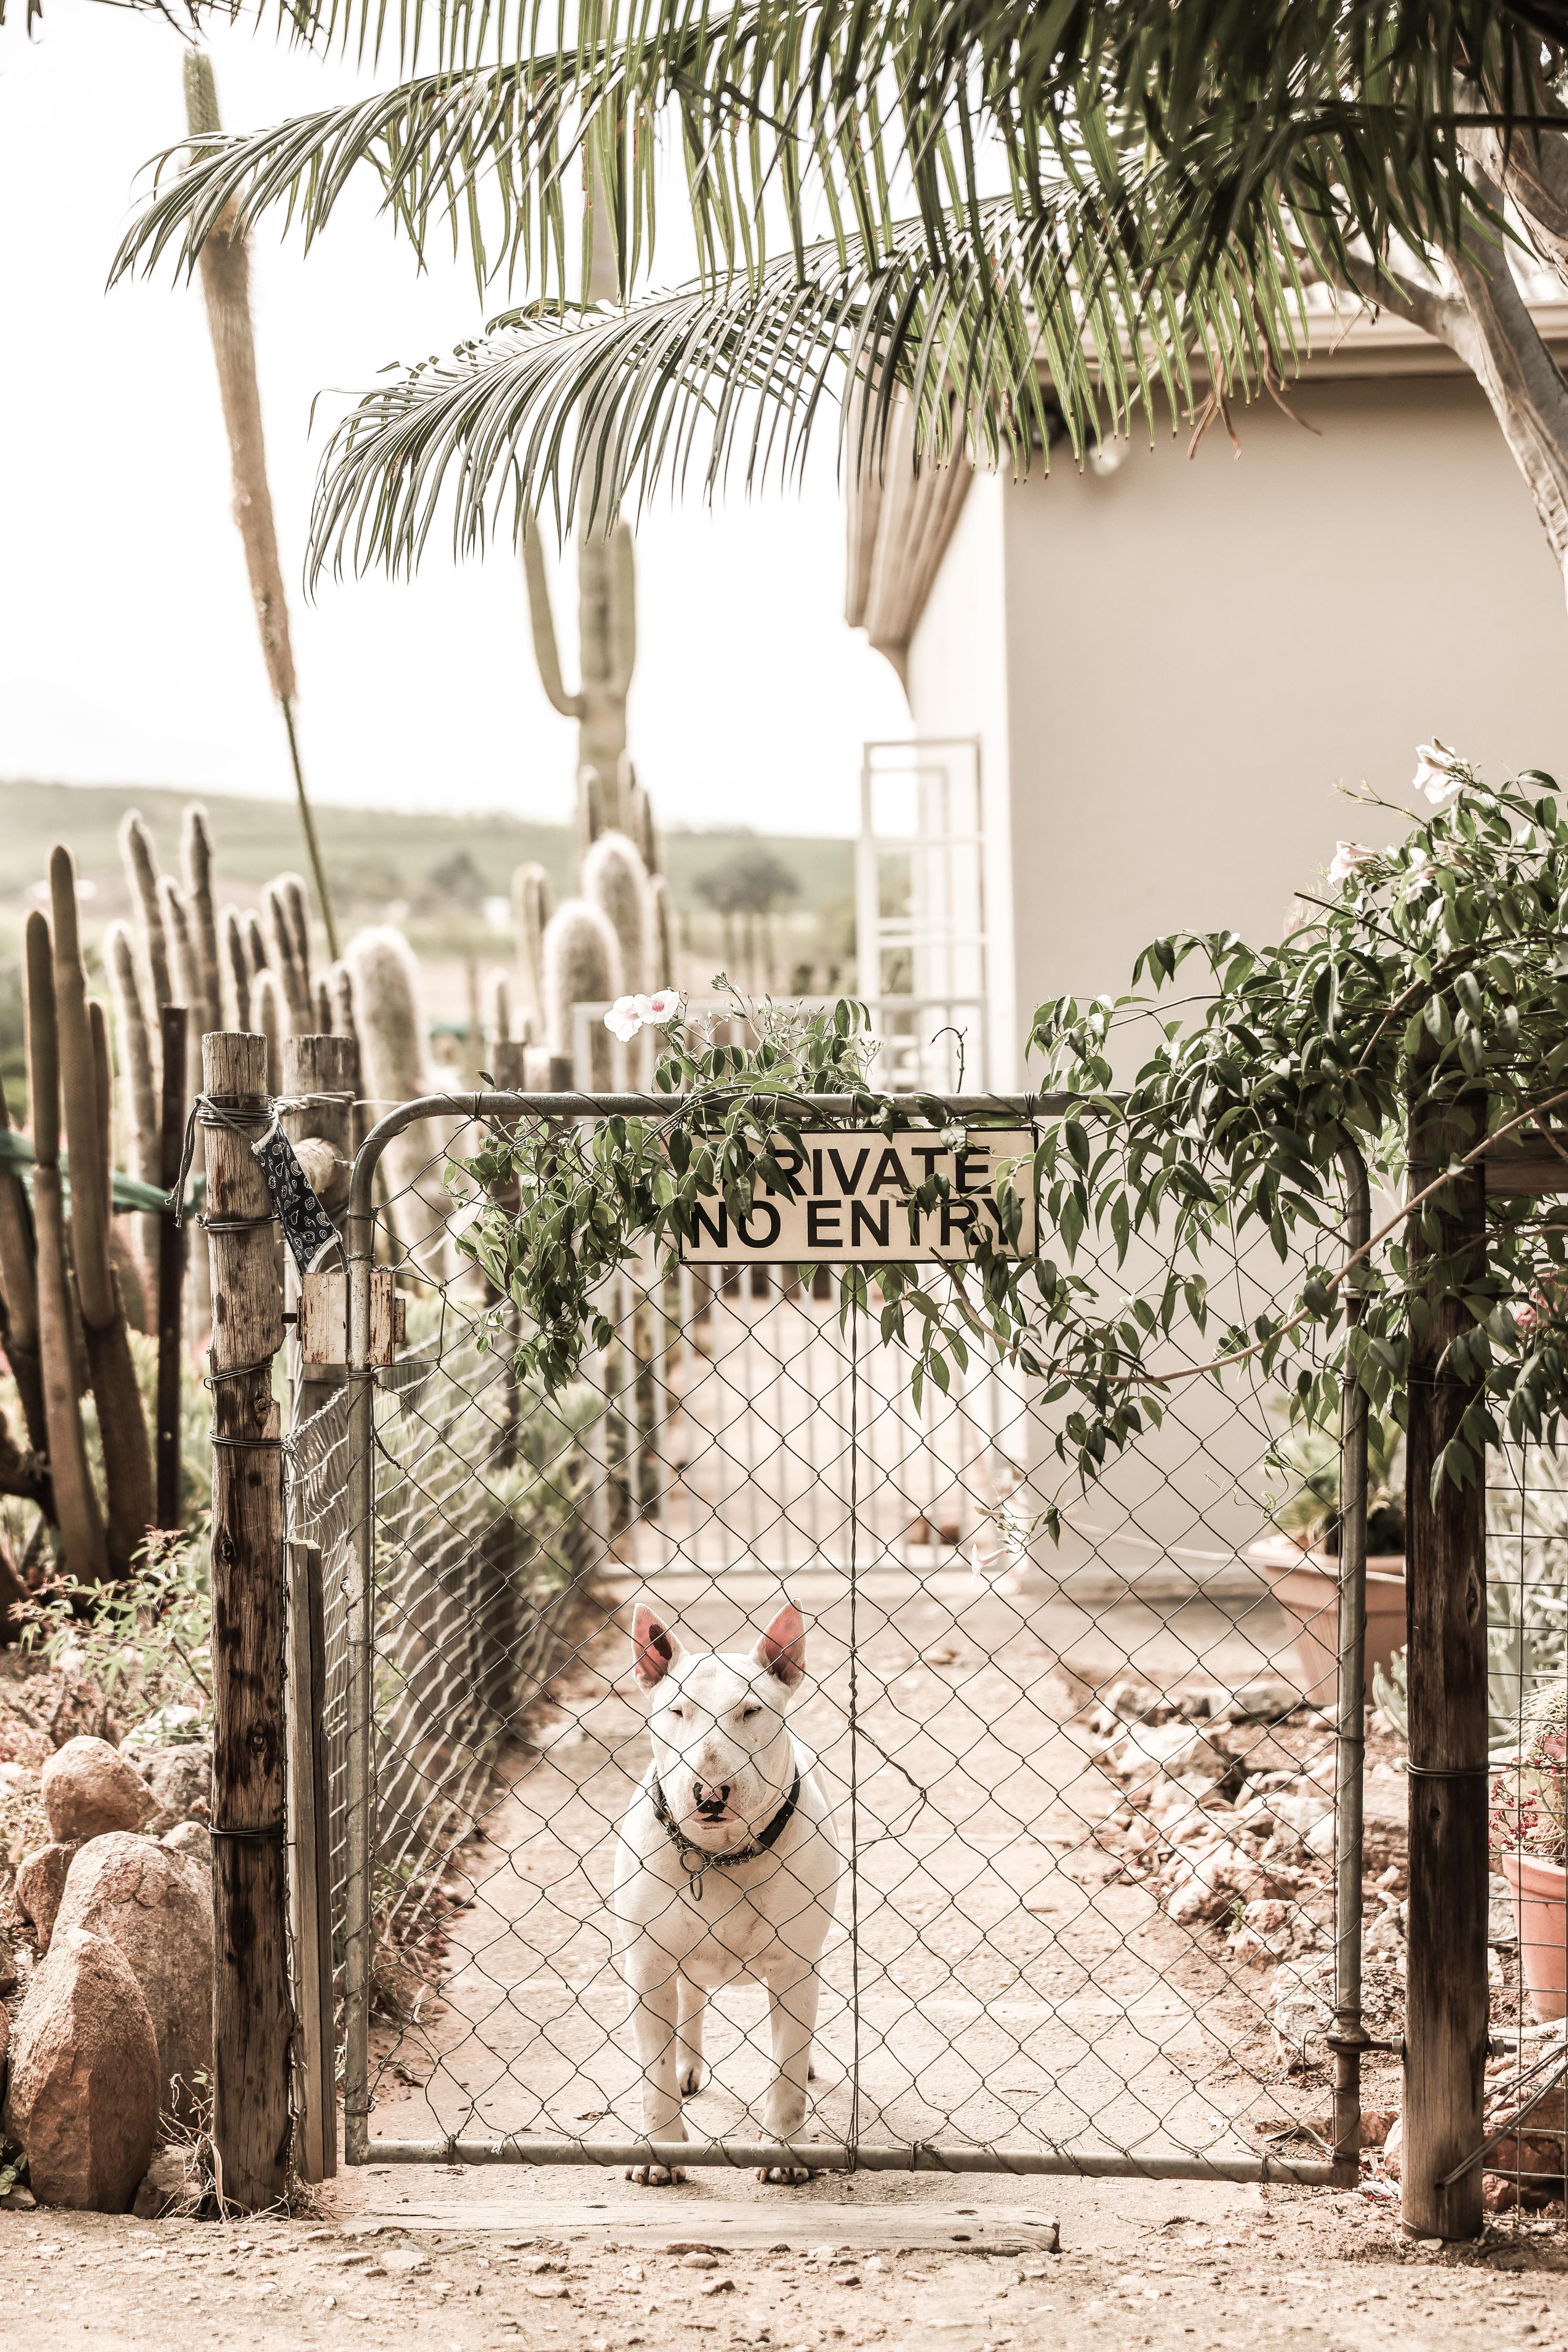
156,1006,188,1531
203,1030,290,2209
281,1032,358,1424
1401,1077,1489,2241
286,1537,335,2183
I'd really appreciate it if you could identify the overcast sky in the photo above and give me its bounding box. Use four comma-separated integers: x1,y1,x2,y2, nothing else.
0,7,908,835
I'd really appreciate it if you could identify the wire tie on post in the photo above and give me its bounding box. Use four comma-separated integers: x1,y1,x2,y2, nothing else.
210,1433,286,1453
209,1821,287,1843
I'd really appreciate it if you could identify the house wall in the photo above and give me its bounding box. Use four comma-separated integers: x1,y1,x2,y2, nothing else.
908,373,1568,1086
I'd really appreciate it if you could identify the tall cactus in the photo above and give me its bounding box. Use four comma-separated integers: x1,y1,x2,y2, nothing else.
486,970,512,1050
181,805,222,1039
252,967,284,1094
522,520,636,853
25,910,108,1584
265,877,312,1031
583,830,651,999
511,861,552,1032
120,812,172,1026
542,898,622,1088
628,776,658,875
648,873,678,992
221,905,252,1029
52,849,155,1578
346,926,455,1272
105,920,162,1284
0,1056,49,1485
244,909,271,994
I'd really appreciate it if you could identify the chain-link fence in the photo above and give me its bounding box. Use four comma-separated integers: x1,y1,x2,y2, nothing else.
287,1090,1392,2186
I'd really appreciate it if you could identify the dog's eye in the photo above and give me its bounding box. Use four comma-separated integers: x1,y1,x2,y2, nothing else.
667,1704,685,1718
740,1705,762,1720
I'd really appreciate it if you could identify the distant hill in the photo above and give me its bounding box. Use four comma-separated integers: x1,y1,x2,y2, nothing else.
0,781,854,920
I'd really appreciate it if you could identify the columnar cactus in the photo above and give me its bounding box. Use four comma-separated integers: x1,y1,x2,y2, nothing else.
648,873,678,993
345,926,454,1270
314,977,333,1032
25,907,107,1583
221,905,252,1030
52,847,156,1574
629,776,658,875
105,919,161,1283
119,812,172,1024
180,804,222,1039
511,861,552,1029
245,909,271,988
522,521,636,848
542,898,622,1088
583,830,651,999
266,878,312,1031
486,970,512,1049
252,966,284,1094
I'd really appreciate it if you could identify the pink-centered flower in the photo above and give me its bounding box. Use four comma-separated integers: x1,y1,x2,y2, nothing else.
1414,740,1464,804
636,989,682,1025
603,995,643,1042
1328,841,1375,883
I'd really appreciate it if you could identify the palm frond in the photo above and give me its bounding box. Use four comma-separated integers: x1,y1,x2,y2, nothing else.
108,1,1568,565
306,181,1321,575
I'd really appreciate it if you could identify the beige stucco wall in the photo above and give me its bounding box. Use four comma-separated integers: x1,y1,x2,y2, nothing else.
908,373,1568,1087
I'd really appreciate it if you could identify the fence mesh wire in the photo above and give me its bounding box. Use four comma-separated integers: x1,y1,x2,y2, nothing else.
277,1098,1417,2185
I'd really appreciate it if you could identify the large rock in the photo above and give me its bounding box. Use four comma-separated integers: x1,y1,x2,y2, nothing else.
2,1927,159,2210
41,1738,152,1842
14,1843,77,1953
55,1833,213,2117
137,1746,211,1836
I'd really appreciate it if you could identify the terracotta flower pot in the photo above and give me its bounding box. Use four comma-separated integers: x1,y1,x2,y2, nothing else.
1248,1538,1406,1709
1500,1849,1568,2023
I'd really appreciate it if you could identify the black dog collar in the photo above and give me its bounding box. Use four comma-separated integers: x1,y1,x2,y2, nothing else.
649,1768,801,1902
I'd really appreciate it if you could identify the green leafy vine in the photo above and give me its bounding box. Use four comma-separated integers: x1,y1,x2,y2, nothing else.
452,759,1568,1531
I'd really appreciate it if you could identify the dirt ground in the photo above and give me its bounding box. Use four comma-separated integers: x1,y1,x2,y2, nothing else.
5,2163,1568,2352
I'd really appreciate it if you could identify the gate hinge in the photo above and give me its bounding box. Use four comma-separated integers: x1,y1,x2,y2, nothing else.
299,1268,406,1365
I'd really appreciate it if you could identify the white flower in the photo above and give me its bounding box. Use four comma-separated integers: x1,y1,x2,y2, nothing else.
1328,841,1376,883
1413,739,1464,804
641,989,682,1025
603,995,643,1042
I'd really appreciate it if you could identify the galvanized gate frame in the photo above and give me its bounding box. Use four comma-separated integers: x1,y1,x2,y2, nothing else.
330,1091,1371,2187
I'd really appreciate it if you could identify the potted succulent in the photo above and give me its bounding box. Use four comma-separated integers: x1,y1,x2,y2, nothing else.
1492,1686,1568,2022
1249,1415,1406,1709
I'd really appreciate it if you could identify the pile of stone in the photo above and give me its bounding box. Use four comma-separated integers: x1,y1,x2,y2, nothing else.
1084,1676,1346,2049
1,1735,213,2212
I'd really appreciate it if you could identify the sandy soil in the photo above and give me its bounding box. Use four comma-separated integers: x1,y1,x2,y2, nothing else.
4,2164,1567,2352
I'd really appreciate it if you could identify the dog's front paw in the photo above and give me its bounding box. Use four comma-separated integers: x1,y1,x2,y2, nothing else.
625,2163,687,2187
676,2060,707,2096
756,2164,813,2186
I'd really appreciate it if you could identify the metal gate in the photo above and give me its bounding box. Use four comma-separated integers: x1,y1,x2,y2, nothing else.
290,1090,1372,2186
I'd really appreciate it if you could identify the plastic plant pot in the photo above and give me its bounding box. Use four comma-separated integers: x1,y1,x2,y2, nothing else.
1249,1538,1406,1709
1500,1848,1568,2023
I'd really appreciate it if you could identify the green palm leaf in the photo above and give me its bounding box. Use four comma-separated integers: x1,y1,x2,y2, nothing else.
110,1,1568,561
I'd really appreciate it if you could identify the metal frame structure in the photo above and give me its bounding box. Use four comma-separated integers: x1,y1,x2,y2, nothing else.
325,1090,1371,2188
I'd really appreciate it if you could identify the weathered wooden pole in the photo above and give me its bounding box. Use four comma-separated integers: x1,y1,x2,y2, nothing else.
1401,1073,1489,2241
203,1030,290,2208
281,1032,358,1426
156,1005,188,1530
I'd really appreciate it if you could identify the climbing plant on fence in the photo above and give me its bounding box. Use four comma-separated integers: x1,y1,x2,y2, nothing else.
452,753,1568,1525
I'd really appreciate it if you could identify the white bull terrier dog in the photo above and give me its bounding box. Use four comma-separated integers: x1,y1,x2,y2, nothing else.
614,1599,842,2185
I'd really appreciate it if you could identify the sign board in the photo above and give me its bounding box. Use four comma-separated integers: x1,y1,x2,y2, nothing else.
680,1129,1037,1264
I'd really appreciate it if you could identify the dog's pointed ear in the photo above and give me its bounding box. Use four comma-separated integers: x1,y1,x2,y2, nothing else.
632,1605,682,1688
753,1601,806,1689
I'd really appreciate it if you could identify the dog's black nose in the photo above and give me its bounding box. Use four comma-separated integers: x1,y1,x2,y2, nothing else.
693,1779,730,1815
